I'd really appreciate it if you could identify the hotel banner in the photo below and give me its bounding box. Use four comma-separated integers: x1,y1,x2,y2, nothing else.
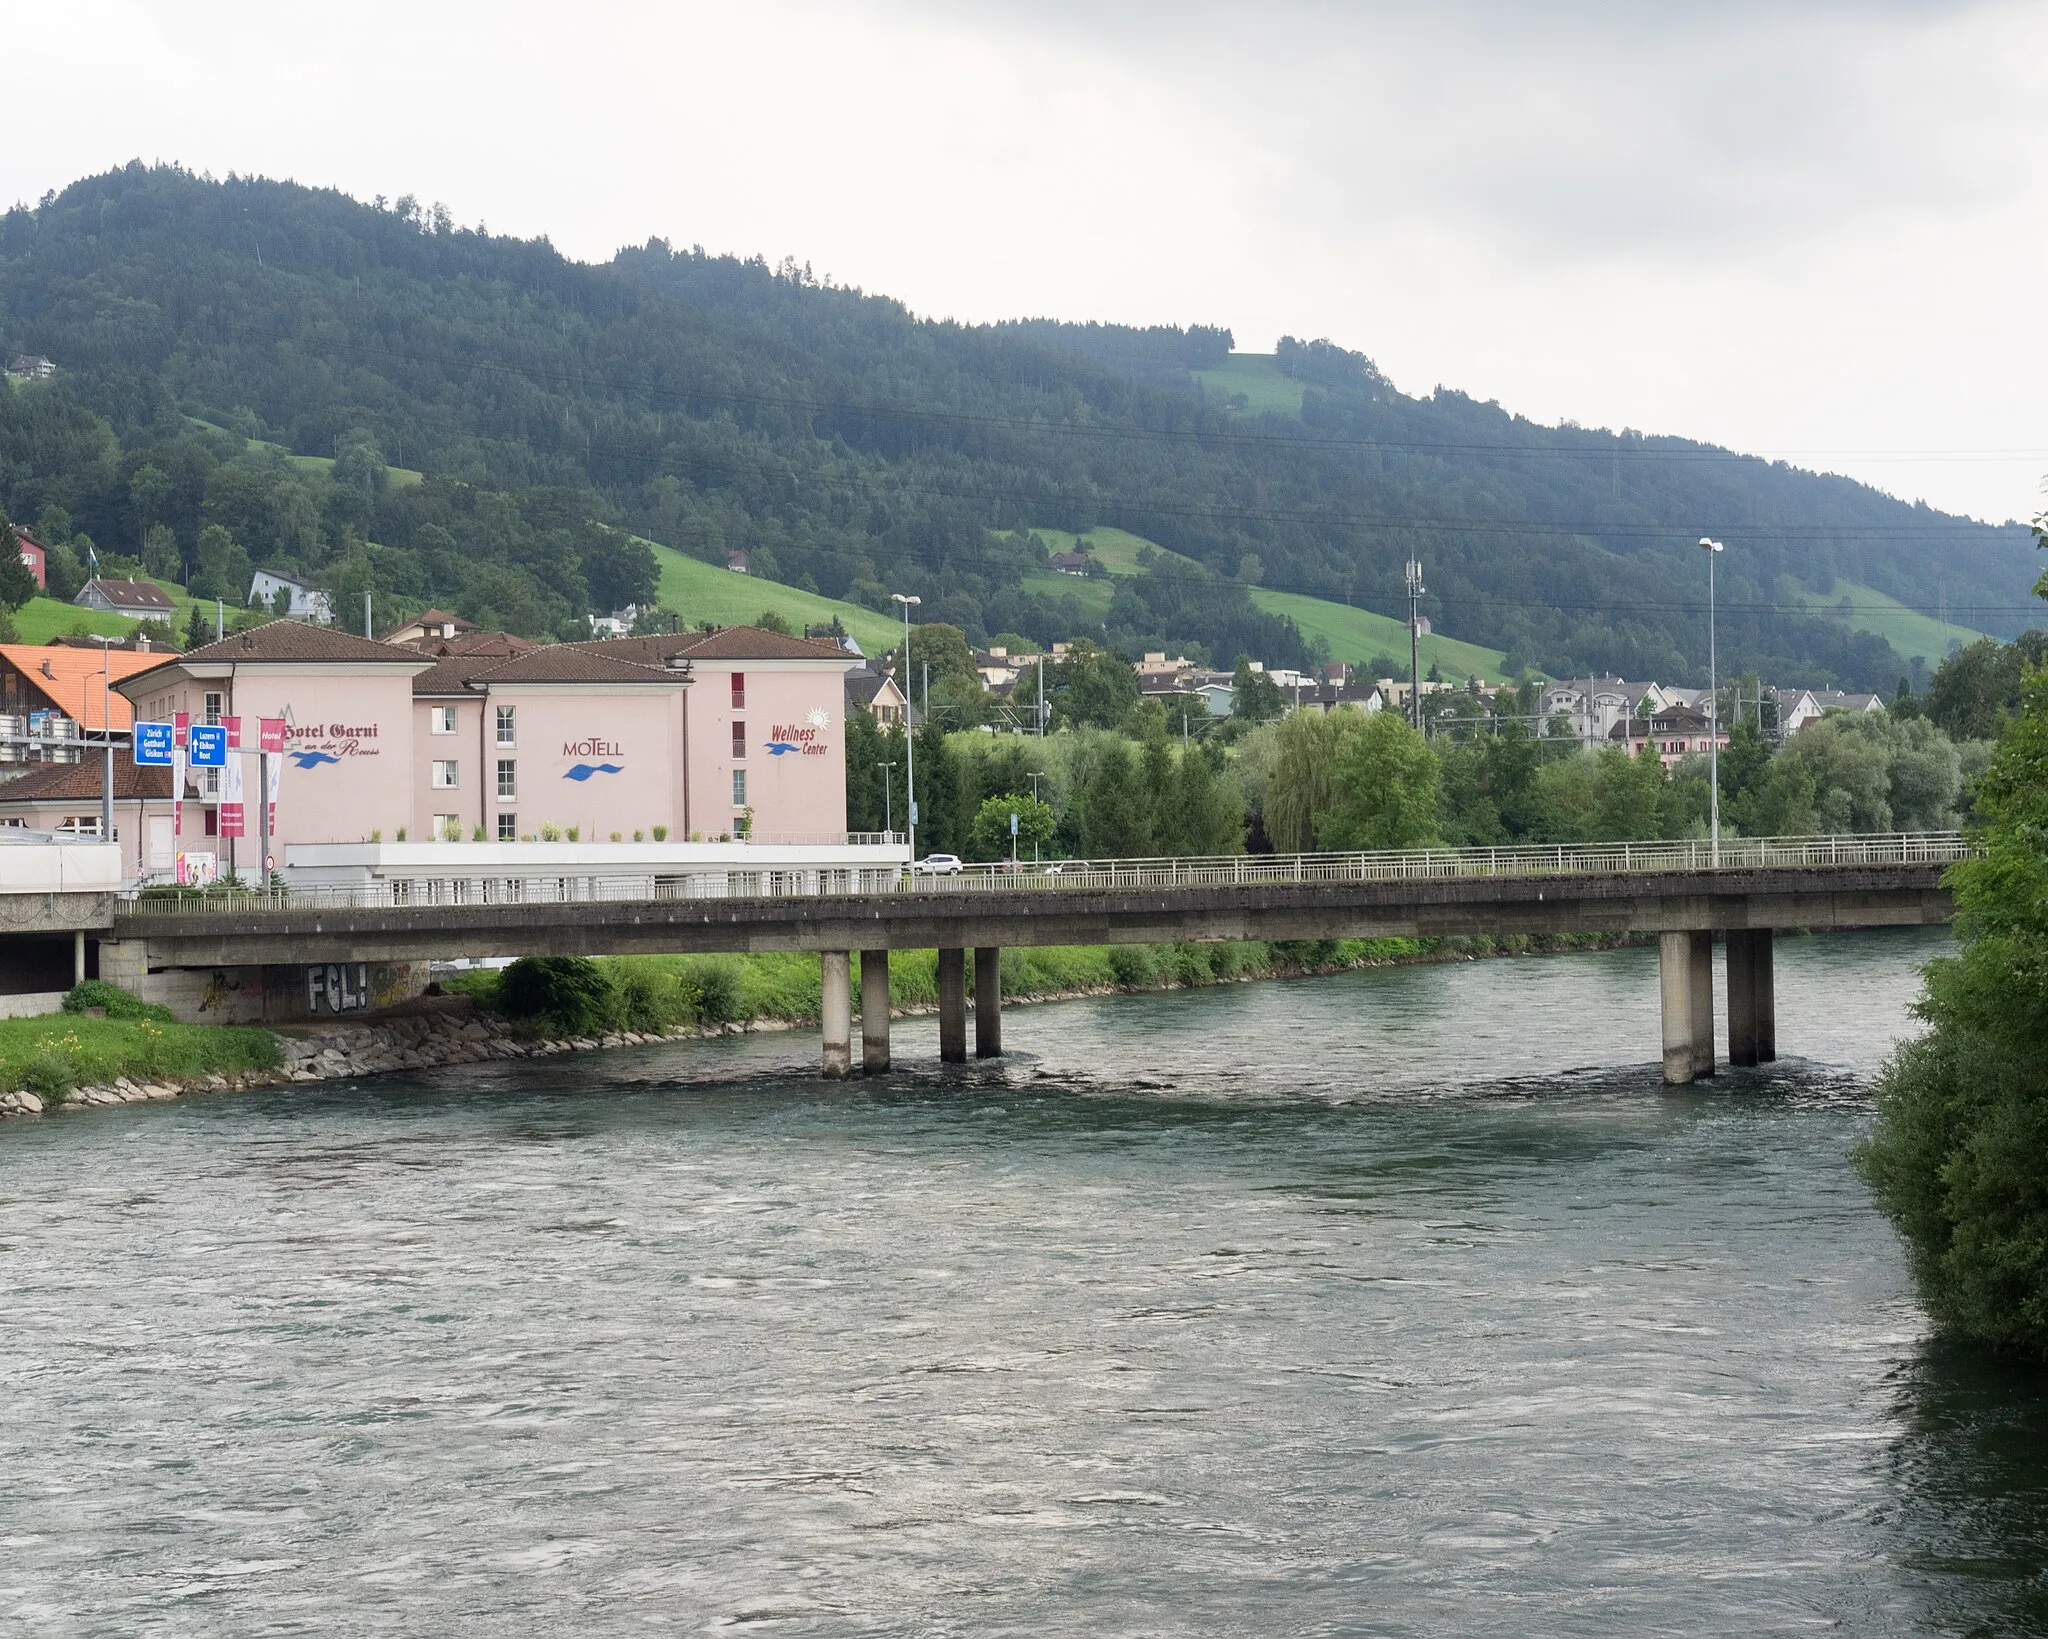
172,743,185,837
218,748,245,838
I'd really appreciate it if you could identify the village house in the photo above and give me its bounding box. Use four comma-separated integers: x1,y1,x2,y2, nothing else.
74,577,178,621
0,643,168,777
1538,677,1668,745
15,529,46,590
247,568,333,624
0,759,177,876
844,662,910,728
1610,705,1730,770
1050,550,1092,576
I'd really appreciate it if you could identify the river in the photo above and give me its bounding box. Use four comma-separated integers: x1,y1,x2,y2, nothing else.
6,927,2048,1636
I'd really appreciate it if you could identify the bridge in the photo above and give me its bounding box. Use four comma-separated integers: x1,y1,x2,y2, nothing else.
95,832,1965,1086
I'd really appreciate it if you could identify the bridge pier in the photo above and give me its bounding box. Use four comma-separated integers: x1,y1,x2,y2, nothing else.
974,947,1002,1057
820,951,853,1079
861,949,891,1074
1727,929,1776,1067
937,948,968,1063
1660,930,1716,1085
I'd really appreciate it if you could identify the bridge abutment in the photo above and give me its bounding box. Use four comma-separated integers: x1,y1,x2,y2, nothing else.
820,951,853,1079
974,947,1002,1058
1660,930,1717,1085
1727,929,1776,1067
937,948,968,1063
861,949,891,1073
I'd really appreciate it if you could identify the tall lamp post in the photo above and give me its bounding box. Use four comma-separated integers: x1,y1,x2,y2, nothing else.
93,634,117,847
877,760,896,841
891,593,920,868
1405,556,1426,732
1699,537,1724,865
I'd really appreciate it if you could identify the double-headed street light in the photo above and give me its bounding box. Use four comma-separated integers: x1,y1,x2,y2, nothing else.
1699,537,1724,865
891,594,920,868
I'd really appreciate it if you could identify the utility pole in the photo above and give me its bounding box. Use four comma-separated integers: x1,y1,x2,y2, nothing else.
1700,538,1725,866
1037,654,1045,736
363,591,373,640
1405,556,1425,732
877,760,896,839
891,593,920,866
1027,770,1046,862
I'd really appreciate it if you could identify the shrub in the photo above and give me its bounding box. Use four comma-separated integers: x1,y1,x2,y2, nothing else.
1106,945,1158,987
690,960,743,1026
653,825,669,841
566,826,581,842
63,981,174,1023
19,1048,77,1100
497,956,618,1035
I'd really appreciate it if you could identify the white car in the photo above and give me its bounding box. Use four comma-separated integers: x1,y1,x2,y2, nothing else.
914,853,964,876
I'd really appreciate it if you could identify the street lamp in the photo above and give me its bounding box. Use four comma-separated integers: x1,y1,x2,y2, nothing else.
91,633,118,848
891,594,920,869
876,759,896,840
1699,537,1724,865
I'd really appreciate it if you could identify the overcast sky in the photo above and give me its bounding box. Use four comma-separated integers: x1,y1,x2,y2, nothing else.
9,0,2046,523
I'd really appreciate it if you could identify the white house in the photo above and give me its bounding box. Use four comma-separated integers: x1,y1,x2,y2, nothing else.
74,578,178,621
248,568,334,624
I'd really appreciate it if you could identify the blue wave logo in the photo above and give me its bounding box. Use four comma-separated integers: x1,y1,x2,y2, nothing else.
289,749,340,769
563,762,624,782
764,741,800,757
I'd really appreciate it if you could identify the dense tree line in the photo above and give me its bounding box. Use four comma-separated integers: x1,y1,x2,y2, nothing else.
1,162,2033,682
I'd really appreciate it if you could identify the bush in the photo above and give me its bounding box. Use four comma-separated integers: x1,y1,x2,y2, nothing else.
1106,945,1158,987
63,980,174,1023
690,961,742,1026
497,956,619,1035
19,1048,77,1100
615,965,687,1032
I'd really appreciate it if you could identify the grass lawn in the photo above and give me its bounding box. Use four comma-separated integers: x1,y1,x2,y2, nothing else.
0,1011,279,1099
10,598,137,643
1248,588,1512,683
1022,524,1513,681
646,538,902,653
1189,355,1307,417
1789,578,1988,667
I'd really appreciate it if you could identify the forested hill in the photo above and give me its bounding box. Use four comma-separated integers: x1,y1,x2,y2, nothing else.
0,162,2034,687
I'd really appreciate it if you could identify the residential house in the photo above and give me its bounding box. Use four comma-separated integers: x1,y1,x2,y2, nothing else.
15,529,45,589
973,646,1034,691
7,353,55,380
0,642,170,776
1134,652,1194,689
1538,677,1668,745
248,568,334,624
380,608,478,647
75,578,178,621
0,759,177,877
845,664,910,728
1769,687,1885,738
726,549,750,573
589,605,639,639
1050,551,1092,576
1610,706,1729,770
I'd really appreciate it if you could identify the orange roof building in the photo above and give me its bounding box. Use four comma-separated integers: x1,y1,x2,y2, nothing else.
0,643,178,735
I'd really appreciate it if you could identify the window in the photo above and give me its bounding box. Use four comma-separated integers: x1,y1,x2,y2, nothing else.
495,705,516,747
732,768,747,807
435,814,462,841
201,767,220,797
497,759,516,800
430,705,458,735
498,812,518,842
731,720,746,759
731,672,745,710
57,814,101,836
432,759,460,789
202,691,223,726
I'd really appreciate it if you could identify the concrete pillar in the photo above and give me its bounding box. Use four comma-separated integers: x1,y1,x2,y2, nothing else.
1727,929,1777,1067
1660,931,1718,1085
937,947,967,1063
97,938,146,992
72,930,86,987
974,947,1002,1058
820,951,852,1080
861,949,891,1074
1688,929,1716,1080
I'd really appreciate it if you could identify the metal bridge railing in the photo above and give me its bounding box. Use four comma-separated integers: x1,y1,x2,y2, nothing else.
113,832,1969,917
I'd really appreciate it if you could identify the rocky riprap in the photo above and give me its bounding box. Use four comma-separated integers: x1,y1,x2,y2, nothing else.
0,1008,734,1120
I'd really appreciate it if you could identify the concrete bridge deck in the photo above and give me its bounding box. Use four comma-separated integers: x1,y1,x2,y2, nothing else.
85,833,1965,1086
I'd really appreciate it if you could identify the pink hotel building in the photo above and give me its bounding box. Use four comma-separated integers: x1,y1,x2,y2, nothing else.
112,621,861,864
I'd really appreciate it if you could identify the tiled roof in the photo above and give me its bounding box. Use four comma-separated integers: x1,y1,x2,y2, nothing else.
410,629,537,660
81,577,177,612
144,620,434,668
459,645,684,685
0,758,173,804
677,626,855,662
0,644,172,732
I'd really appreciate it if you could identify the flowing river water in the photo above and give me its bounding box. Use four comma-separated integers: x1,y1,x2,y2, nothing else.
7,926,2048,1636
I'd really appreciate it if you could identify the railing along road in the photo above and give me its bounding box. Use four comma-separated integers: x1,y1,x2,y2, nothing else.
117,832,1969,916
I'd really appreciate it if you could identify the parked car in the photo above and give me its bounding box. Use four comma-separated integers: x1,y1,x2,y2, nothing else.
914,853,963,876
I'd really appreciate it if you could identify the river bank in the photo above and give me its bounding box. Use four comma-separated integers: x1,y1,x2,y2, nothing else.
0,932,1648,1120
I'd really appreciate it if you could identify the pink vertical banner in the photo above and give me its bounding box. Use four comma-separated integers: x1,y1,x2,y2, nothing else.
173,711,189,748
172,744,186,838
266,749,281,837
218,750,245,838
223,715,242,750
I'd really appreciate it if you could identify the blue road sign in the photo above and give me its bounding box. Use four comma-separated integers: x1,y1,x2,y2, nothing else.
133,722,174,766
187,723,228,768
